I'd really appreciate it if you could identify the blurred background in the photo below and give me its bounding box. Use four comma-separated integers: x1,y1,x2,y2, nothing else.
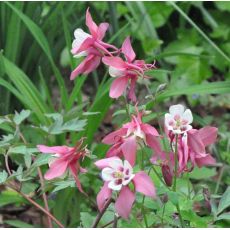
0,1,230,227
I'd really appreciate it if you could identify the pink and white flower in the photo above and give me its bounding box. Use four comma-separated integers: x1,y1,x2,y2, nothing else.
103,109,160,166
37,139,89,193
95,157,156,219
102,37,156,102
70,8,117,80
165,104,193,134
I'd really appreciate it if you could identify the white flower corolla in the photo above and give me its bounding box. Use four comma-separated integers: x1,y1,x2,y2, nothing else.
109,66,125,78
72,28,91,58
101,158,135,191
165,104,193,134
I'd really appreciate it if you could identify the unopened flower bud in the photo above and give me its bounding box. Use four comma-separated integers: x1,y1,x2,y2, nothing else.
161,194,168,204
156,83,167,94
161,164,173,187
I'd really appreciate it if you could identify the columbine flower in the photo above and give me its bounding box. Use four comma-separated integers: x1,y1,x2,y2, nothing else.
102,109,159,166
102,37,156,102
165,104,193,134
185,126,218,169
37,139,89,193
70,8,117,80
95,157,155,219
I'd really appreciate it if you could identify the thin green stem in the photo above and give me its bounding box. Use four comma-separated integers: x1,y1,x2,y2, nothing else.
176,204,184,228
141,167,151,227
152,165,169,189
161,204,166,226
172,135,184,227
169,2,230,63
215,166,225,194
187,173,191,200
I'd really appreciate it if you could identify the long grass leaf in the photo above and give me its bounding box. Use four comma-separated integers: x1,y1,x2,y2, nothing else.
5,2,68,107
169,2,230,63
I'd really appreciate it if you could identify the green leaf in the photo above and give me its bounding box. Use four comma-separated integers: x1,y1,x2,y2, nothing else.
0,170,8,184
9,145,38,155
2,55,50,124
4,220,33,228
80,212,95,227
32,154,52,168
13,110,31,125
167,191,179,206
189,167,216,180
217,212,230,221
5,2,68,106
0,190,25,207
217,187,230,215
0,134,14,147
52,180,76,193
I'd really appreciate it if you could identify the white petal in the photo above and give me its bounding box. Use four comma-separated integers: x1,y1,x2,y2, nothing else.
109,158,123,170
165,113,174,129
109,66,125,77
122,174,135,186
185,124,193,132
72,28,91,51
73,51,88,58
108,180,122,191
182,109,193,124
169,104,184,116
123,160,133,175
101,167,115,181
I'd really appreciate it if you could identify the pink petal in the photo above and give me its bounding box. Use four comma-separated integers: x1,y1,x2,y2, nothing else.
44,159,68,180
37,145,69,155
115,186,135,219
95,157,120,169
86,8,98,38
69,163,85,194
102,128,127,144
97,22,109,40
97,182,112,212
133,171,156,197
141,124,159,137
70,55,101,80
195,154,216,168
80,167,87,173
121,136,137,166
121,37,136,62
146,135,162,155
71,37,94,54
198,126,218,146
102,56,126,69
109,76,129,99
187,130,205,154
106,143,122,158
128,77,137,102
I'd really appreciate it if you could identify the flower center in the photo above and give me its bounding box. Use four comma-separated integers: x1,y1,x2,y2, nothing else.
114,171,124,179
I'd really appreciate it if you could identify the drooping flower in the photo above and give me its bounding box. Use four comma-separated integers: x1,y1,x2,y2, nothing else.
37,139,89,193
163,104,217,174
184,126,217,170
70,8,117,80
95,157,156,219
102,37,156,102
165,104,193,135
103,109,160,166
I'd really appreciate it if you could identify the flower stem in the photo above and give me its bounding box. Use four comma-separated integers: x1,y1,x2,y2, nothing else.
92,198,113,228
6,183,64,227
172,135,184,227
17,128,53,227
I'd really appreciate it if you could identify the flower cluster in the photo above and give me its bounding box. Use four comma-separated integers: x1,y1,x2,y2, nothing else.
36,8,218,222
70,8,156,102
